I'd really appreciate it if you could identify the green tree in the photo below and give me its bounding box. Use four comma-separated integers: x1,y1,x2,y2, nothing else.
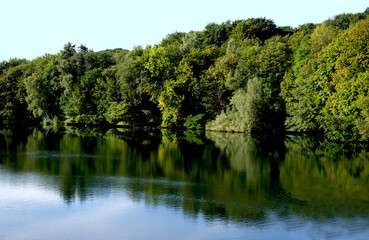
282,17,369,141
206,78,268,133
158,46,220,127
202,21,235,47
0,64,32,123
281,24,317,132
160,32,185,47
309,23,338,54
201,39,237,118
24,55,62,120
63,68,105,124
319,18,369,140
230,36,291,129
229,18,281,44
0,58,29,75
115,47,161,126
325,11,369,30
180,31,202,53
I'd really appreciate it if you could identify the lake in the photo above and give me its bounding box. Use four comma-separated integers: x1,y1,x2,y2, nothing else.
0,126,369,240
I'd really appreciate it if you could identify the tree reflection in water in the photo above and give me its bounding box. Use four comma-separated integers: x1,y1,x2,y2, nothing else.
0,126,369,223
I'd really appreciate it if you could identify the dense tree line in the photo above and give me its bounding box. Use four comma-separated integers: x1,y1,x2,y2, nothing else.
1,9,369,141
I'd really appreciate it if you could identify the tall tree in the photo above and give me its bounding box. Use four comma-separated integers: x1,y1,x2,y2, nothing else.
0,64,32,123
24,55,62,120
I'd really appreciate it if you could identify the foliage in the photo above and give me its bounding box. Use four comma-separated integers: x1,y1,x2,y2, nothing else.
229,18,284,44
1,9,369,141
183,114,205,129
202,21,235,47
308,23,338,54
116,47,162,126
0,63,32,123
282,17,369,141
104,101,130,125
206,78,268,133
217,35,291,132
24,55,62,119
325,11,369,30
180,31,202,53
160,32,185,47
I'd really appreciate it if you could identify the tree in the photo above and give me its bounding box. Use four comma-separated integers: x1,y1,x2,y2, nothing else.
201,39,237,118
0,58,29,75
229,36,292,130
0,64,32,123
24,55,62,120
325,11,368,30
63,68,105,124
115,47,161,126
143,44,184,127
319,18,369,140
180,31,202,53
282,18,369,141
157,46,220,127
202,21,235,47
229,18,279,44
160,32,185,47
206,78,268,133
281,24,318,133
309,23,338,54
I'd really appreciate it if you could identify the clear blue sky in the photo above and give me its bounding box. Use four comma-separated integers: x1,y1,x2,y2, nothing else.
1,0,367,61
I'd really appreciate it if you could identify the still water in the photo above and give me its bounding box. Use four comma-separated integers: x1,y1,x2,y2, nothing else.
0,126,369,240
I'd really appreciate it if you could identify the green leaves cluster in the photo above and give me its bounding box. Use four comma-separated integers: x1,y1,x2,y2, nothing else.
1,9,369,141
281,13,369,141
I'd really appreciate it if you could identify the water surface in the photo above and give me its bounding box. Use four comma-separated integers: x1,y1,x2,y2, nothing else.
0,127,369,239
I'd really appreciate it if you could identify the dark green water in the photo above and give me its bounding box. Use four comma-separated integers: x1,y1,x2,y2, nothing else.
0,126,369,240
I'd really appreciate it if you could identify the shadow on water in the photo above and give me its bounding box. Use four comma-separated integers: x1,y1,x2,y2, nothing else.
0,126,369,224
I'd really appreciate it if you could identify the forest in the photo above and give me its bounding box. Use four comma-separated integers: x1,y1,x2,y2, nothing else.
1,8,369,141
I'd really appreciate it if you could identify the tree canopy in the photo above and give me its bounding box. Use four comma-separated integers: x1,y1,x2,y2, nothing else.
1,9,369,141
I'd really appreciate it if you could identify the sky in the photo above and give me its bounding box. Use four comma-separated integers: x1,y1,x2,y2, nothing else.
0,0,368,61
